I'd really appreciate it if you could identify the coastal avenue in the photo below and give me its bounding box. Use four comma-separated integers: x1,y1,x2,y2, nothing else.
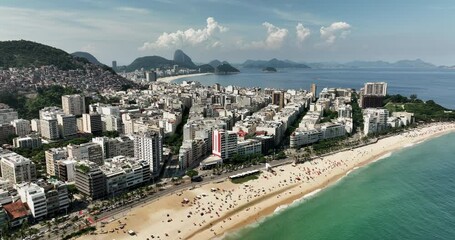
42,158,293,240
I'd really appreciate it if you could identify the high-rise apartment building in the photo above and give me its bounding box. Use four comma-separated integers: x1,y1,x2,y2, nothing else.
82,113,102,135
310,83,317,101
75,161,106,200
62,94,85,116
272,91,285,109
40,118,59,140
45,148,68,176
57,114,77,138
360,82,388,109
11,119,31,137
0,148,36,184
0,104,18,125
133,131,163,176
212,129,238,160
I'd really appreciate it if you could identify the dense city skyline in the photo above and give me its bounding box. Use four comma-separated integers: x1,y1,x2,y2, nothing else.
1,0,454,65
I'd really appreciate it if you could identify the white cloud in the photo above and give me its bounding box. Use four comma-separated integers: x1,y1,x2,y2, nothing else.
320,22,351,44
296,23,310,45
244,22,288,50
116,7,149,14
139,17,228,50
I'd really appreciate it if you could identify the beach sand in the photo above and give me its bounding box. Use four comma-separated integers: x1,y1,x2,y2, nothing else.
83,123,455,240
157,73,212,84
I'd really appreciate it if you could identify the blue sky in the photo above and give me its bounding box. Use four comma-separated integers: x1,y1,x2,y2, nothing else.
1,0,454,65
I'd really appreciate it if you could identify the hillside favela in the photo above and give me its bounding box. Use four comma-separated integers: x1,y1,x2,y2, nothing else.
1,1,455,240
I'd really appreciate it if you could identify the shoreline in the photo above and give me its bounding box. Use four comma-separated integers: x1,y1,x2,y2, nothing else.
157,72,213,83
212,125,455,239
85,123,455,240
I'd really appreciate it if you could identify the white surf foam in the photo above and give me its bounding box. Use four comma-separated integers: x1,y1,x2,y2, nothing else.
372,152,392,163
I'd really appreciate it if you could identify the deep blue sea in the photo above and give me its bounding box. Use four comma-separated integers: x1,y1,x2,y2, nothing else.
223,133,455,240
176,68,455,109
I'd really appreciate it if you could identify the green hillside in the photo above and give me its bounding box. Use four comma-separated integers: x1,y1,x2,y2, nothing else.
384,95,455,122
0,40,86,70
125,56,174,72
215,63,240,74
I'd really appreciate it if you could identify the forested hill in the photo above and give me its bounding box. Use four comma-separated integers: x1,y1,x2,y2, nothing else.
0,40,89,70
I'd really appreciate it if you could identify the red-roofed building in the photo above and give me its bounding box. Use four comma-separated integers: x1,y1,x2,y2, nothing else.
3,200,29,227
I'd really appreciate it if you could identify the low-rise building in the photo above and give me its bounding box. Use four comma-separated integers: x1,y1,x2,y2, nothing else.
68,142,104,166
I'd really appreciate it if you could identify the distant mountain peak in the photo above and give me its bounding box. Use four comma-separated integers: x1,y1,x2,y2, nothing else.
71,51,102,65
173,49,196,68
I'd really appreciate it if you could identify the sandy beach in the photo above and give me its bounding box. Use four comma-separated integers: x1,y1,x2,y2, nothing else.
83,122,455,240
157,73,213,84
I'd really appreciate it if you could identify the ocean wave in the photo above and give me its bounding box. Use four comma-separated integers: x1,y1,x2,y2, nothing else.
404,143,415,148
273,204,289,213
373,152,392,162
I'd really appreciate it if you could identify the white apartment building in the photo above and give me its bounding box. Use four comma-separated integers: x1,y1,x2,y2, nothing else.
82,113,102,134
237,139,262,156
16,183,47,219
290,129,322,148
62,94,85,116
133,131,163,175
40,118,59,140
101,156,151,196
363,108,389,135
45,148,68,176
0,104,18,125
0,149,36,184
212,129,238,160
31,119,41,133
363,82,388,96
57,114,77,138
68,142,104,166
11,119,31,137
92,136,134,159
13,136,42,149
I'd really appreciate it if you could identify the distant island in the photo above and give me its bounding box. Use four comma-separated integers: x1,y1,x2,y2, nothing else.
215,63,240,75
262,67,277,72
242,58,310,69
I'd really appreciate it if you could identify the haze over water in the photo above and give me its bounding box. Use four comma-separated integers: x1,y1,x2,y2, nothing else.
223,133,455,240
176,68,455,109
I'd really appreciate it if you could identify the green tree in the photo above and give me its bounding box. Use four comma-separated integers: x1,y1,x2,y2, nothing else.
186,169,199,178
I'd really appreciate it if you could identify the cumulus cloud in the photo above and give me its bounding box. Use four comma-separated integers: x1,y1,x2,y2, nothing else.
320,22,351,44
139,17,228,50
296,23,310,44
245,22,288,49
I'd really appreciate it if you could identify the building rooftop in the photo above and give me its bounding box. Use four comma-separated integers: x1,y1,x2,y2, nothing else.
3,200,28,220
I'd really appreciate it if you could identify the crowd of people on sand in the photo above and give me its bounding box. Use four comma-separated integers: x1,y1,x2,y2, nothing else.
96,123,455,240
402,122,455,138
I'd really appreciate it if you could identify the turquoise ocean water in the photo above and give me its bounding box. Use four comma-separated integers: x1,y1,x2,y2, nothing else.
223,133,455,240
